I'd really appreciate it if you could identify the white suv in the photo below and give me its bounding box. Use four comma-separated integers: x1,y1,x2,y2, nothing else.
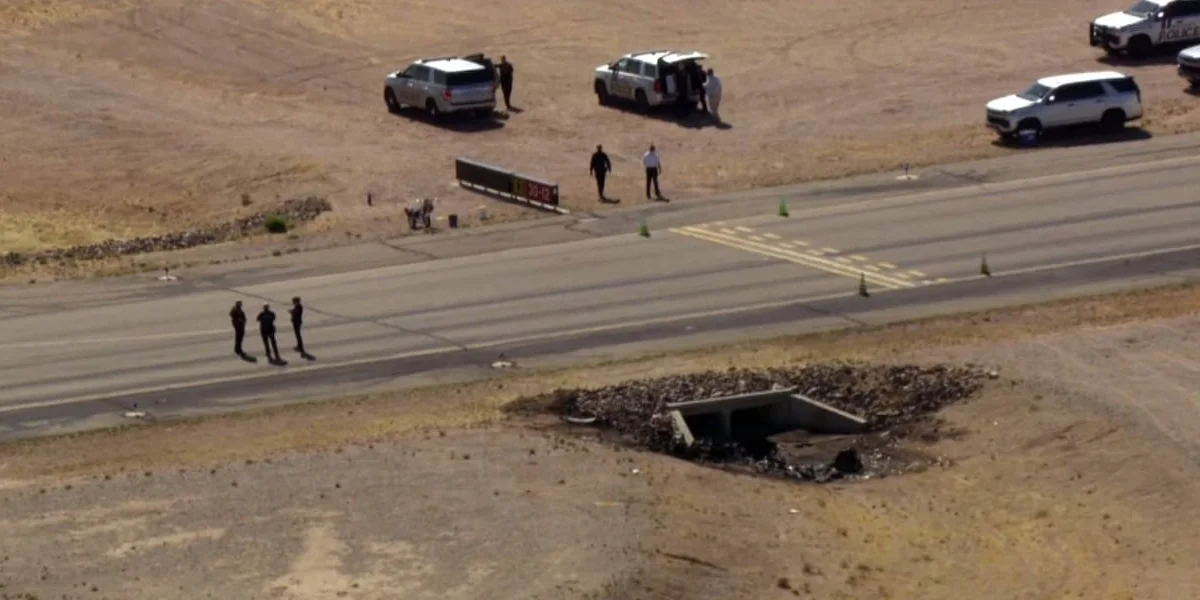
1179,43,1200,86
384,54,497,118
593,50,709,111
985,72,1143,139
1090,0,1200,57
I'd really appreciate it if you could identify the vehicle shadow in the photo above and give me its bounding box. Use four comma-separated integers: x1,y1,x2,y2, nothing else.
1095,44,1187,67
992,125,1152,150
389,107,505,133
603,100,733,130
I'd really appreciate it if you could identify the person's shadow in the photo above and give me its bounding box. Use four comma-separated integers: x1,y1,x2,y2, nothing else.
269,356,289,367
237,352,258,363
299,351,317,361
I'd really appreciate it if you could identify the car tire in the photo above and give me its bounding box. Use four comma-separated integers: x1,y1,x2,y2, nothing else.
1100,109,1126,133
384,88,401,114
1127,35,1152,59
595,82,610,106
635,90,650,113
425,99,440,119
1016,118,1043,138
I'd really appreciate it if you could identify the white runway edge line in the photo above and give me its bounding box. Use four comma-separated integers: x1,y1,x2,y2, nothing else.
6,241,1200,416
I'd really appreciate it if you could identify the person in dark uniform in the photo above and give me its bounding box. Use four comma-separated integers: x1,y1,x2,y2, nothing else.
589,145,612,201
230,300,247,356
496,56,515,112
689,63,708,113
257,303,280,363
289,296,306,355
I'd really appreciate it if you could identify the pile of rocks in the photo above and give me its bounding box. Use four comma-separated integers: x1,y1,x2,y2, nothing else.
1,196,331,267
540,363,985,482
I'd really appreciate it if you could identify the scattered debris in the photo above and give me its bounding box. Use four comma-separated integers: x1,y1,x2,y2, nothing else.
122,412,147,419
1,197,331,267
509,363,985,482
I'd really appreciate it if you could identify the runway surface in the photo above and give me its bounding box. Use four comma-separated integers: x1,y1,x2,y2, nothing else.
3,148,1200,439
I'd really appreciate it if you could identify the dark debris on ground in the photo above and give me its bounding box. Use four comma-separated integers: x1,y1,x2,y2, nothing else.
512,363,986,483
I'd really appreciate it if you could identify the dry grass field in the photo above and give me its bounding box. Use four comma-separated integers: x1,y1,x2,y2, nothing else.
2,285,1200,598
3,0,1200,254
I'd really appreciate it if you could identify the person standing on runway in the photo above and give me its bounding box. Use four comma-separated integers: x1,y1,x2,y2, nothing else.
589,144,612,201
230,300,247,356
257,303,280,363
289,296,306,355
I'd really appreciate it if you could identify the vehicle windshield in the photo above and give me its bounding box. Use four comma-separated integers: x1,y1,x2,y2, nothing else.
1124,0,1161,16
447,69,494,86
1016,83,1051,101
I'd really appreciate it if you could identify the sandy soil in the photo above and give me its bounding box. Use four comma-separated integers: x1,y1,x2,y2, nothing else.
2,285,1200,598
3,0,1200,254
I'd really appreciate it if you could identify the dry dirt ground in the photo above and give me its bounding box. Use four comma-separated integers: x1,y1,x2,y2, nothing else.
2,285,1200,599
4,0,1200,255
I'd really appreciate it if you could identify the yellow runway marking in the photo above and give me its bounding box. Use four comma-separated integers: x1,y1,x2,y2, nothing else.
793,240,810,247
735,226,754,233
851,255,868,262
720,228,738,235
864,265,881,272
763,233,781,239
879,262,897,269
821,247,839,254
748,235,765,242
671,227,916,289
778,242,795,249
908,269,927,278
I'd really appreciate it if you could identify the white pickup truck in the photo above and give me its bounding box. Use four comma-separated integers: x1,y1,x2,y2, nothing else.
1090,0,1200,57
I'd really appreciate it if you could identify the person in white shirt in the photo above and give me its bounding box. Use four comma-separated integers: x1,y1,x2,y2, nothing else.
642,144,664,200
705,68,723,122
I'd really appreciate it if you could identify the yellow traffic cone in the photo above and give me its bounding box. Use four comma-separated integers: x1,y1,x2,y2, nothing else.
981,253,991,277
858,273,869,298
639,219,650,238
778,198,789,217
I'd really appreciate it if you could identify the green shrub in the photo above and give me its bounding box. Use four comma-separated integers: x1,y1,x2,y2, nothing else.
264,215,288,234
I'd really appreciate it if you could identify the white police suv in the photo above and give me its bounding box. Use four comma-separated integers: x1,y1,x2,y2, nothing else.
1090,0,1200,57
593,50,709,111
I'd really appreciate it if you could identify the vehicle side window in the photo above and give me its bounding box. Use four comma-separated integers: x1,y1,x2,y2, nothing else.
618,59,641,74
402,64,421,78
1107,77,1139,94
433,70,447,85
415,66,433,81
1054,82,1105,101
1175,0,1200,16
643,64,658,78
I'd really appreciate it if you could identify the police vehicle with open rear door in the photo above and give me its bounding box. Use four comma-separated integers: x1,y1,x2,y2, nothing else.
593,50,709,112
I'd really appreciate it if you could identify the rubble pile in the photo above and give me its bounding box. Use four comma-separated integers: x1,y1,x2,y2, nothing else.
539,363,985,482
1,196,331,267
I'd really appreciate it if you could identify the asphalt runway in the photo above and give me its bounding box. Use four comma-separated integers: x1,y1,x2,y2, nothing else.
3,150,1200,439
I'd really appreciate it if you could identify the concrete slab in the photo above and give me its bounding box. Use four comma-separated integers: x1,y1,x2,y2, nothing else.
665,387,866,446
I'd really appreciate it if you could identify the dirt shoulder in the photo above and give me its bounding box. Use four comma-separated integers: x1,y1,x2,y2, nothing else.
4,0,1200,262
2,284,1200,598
